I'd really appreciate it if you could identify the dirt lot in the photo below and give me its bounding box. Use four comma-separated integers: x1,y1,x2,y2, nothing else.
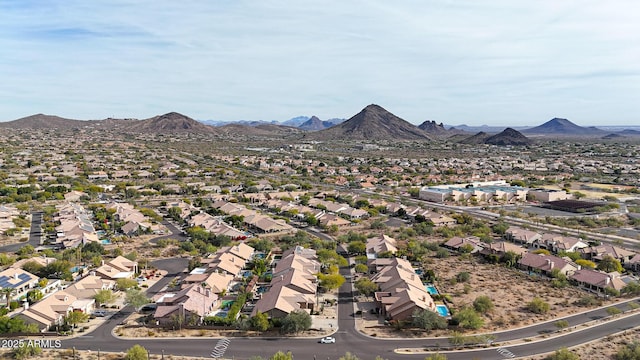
357,254,617,338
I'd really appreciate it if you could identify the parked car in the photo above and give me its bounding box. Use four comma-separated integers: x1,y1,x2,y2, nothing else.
319,336,336,344
92,310,106,317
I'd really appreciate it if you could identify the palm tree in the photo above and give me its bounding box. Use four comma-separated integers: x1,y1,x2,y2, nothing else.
200,282,208,322
1,287,16,308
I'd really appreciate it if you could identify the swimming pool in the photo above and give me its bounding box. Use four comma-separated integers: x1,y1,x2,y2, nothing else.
436,304,450,317
101,239,112,245
425,284,439,295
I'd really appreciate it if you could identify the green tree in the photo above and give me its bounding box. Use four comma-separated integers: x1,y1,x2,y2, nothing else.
339,352,361,360
12,343,42,360
502,251,520,267
65,311,89,328
412,308,447,331
269,351,293,360
347,241,366,255
616,341,640,360
21,261,44,276
280,310,312,334
94,289,117,306
455,272,470,283
575,259,596,269
452,307,484,330
26,289,43,304
116,278,138,290
597,255,623,273
40,260,73,280
354,278,378,296
527,297,550,314
354,263,368,274
250,312,270,332
547,347,579,360
125,344,148,360
125,289,150,311
0,316,38,334
473,295,494,314
1,288,15,307
622,281,640,296
318,273,345,291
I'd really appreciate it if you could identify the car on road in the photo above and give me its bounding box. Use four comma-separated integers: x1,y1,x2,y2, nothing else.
319,336,335,344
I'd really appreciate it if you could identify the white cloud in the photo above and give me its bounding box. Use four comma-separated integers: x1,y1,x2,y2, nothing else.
0,0,638,125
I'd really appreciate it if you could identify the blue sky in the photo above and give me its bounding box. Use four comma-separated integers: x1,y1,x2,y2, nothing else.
1,1,639,126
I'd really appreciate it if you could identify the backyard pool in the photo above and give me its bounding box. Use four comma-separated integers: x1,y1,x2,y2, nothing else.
101,239,112,245
436,304,450,317
425,284,439,295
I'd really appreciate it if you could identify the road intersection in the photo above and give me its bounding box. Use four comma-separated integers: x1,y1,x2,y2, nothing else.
59,258,640,359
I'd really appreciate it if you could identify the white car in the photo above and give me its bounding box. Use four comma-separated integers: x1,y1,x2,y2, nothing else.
320,336,336,344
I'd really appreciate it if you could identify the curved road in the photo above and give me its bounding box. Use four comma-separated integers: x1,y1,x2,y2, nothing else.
62,257,640,359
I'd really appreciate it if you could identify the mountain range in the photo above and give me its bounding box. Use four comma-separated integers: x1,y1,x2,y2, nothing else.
1,108,638,142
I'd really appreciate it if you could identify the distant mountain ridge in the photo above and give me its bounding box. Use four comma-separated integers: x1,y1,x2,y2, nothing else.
2,110,638,140
0,113,89,129
485,128,532,146
521,118,606,136
130,112,217,134
309,104,431,141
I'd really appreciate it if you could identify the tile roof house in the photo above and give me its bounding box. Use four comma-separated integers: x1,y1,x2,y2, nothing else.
534,234,589,253
366,234,398,259
579,244,636,264
479,241,528,258
0,268,39,303
153,284,219,326
318,214,351,228
182,271,235,294
217,242,255,262
569,269,626,293
251,283,315,319
505,227,542,246
625,253,640,272
251,247,319,319
94,256,138,280
371,258,437,321
518,253,579,276
204,253,245,277
443,236,483,253
64,275,115,300
17,290,92,332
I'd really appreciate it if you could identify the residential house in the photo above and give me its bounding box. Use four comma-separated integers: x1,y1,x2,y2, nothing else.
17,291,92,332
182,270,235,294
251,283,315,319
371,258,437,321
505,226,542,246
579,244,636,265
534,234,588,253
518,253,579,277
569,269,626,294
94,256,138,281
251,247,319,319
479,241,528,259
442,236,483,253
0,268,39,303
366,235,398,259
64,275,115,301
153,284,218,326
